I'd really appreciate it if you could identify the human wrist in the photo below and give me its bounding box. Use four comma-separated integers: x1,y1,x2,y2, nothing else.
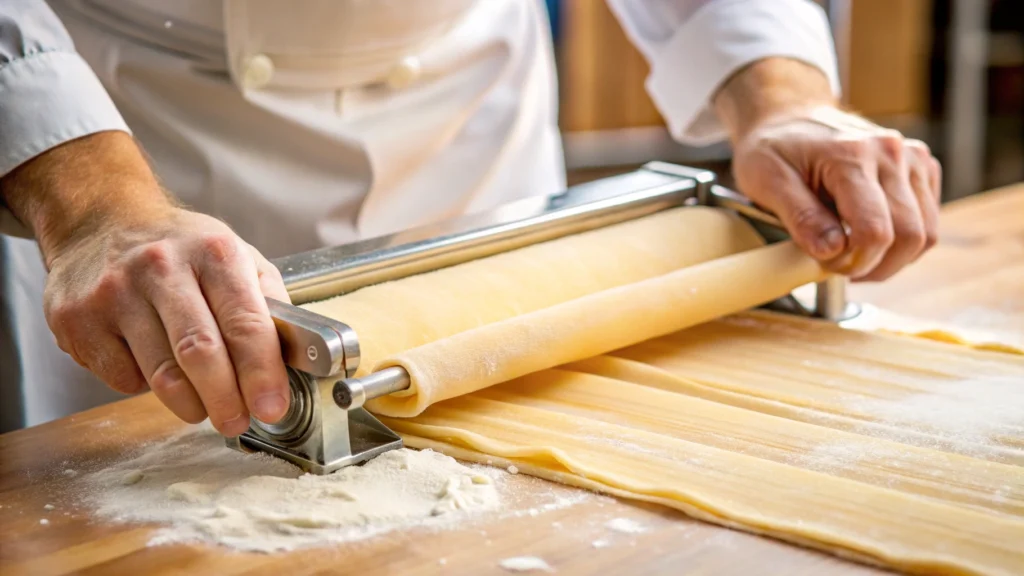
0,131,174,266
714,57,837,144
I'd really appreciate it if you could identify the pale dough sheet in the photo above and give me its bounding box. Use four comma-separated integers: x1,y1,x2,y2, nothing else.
308,207,824,416
302,207,1024,575
385,315,1024,575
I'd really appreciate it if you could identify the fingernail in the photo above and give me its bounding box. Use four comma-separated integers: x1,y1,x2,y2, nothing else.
255,393,287,422
222,414,250,437
815,227,846,259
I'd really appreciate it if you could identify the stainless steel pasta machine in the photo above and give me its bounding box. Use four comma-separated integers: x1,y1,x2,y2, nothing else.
226,161,861,474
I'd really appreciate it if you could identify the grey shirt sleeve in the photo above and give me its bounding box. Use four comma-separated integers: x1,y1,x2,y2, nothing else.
0,0,130,237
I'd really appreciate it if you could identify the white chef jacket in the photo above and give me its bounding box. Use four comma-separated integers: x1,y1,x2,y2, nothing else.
0,0,839,431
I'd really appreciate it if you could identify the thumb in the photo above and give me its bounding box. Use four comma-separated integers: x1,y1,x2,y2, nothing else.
737,149,847,262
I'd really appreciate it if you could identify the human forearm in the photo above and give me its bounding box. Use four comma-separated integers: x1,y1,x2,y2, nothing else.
0,0,134,238
714,57,836,144
0,131,174,267
606,0,839,145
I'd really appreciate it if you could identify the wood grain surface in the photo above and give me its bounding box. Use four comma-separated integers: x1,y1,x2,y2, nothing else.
2,184,1021,576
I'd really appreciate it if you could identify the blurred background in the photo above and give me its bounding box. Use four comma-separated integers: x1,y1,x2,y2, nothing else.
546,0,1024,200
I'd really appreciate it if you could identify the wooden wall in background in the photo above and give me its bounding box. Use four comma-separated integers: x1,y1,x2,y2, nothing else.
847,0,933,117
557,0,934,133
557,0,662,131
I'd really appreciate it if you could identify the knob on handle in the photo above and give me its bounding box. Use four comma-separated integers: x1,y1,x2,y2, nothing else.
332,367,412,410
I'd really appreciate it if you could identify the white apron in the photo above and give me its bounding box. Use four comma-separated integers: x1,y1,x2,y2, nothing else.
1,0,564,429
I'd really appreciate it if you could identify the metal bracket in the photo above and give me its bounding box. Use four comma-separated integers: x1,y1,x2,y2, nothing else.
225,299,401,474
265,298,360,378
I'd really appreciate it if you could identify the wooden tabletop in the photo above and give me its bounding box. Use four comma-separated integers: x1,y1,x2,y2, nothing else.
2,184,1022,576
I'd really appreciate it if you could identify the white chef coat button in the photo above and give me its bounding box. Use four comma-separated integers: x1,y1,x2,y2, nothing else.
242,54,275,89
387,56,422,89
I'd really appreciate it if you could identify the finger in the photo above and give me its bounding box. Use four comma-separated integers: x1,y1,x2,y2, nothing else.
196,236,290,425
82,332,148,395
820,155,894,278
737,149,847,261
120,302,207,424
928,156,943,203
249,245,291,303
907,141,940,250
858,141,928,281
45,297,147,394
137,249,249,436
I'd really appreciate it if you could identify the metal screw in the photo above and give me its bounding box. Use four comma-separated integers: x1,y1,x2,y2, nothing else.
306,345,318,361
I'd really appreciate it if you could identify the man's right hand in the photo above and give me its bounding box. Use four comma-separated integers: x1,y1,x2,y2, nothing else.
1,131,290,436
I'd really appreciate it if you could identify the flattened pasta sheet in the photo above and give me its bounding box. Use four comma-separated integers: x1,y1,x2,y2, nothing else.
386,315,1024,575
304,207,1024,575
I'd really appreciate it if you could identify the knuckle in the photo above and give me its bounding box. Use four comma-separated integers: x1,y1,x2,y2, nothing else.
201,234,240,264
837,138,872,159
893,219,928,253
858,218,895,247
150,360,190,394
58,338,88,368
173,328,223,362
94,272,128,302
45,301,78,332
133,242,176,277
875,132,905,158
43,304,87,362
219,308,274,343
904,138,932,160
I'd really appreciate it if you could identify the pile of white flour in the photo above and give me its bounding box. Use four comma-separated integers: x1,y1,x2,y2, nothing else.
82,425,500,552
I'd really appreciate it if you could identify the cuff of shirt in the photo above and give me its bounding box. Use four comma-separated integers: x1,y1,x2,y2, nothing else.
0,51,131,238
646,0,840,146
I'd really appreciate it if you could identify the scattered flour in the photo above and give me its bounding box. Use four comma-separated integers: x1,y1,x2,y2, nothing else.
62,469,78,478
499,556,554,572
503,491,591,519
847,375,1024,455
605,517,647,534
507,465,519,475
39,519,49,525
82,425,500,552
43,504,55,511
591,539,610,548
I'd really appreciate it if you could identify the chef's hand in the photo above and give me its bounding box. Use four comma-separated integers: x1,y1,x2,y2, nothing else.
0,131,290,436
715,58,942,281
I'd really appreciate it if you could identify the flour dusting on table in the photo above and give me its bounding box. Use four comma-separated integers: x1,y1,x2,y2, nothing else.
605,517,647,534
850,375,1024,455
82,425,502,552
499,556,555,572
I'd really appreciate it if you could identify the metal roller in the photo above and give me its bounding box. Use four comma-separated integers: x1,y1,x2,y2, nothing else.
226,162,861,474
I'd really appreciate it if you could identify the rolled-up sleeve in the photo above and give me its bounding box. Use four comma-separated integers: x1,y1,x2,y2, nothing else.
606,0,840,145
0,0,130,237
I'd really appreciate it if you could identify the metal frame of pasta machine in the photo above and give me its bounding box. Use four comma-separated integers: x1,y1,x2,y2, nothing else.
226,161,861,474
